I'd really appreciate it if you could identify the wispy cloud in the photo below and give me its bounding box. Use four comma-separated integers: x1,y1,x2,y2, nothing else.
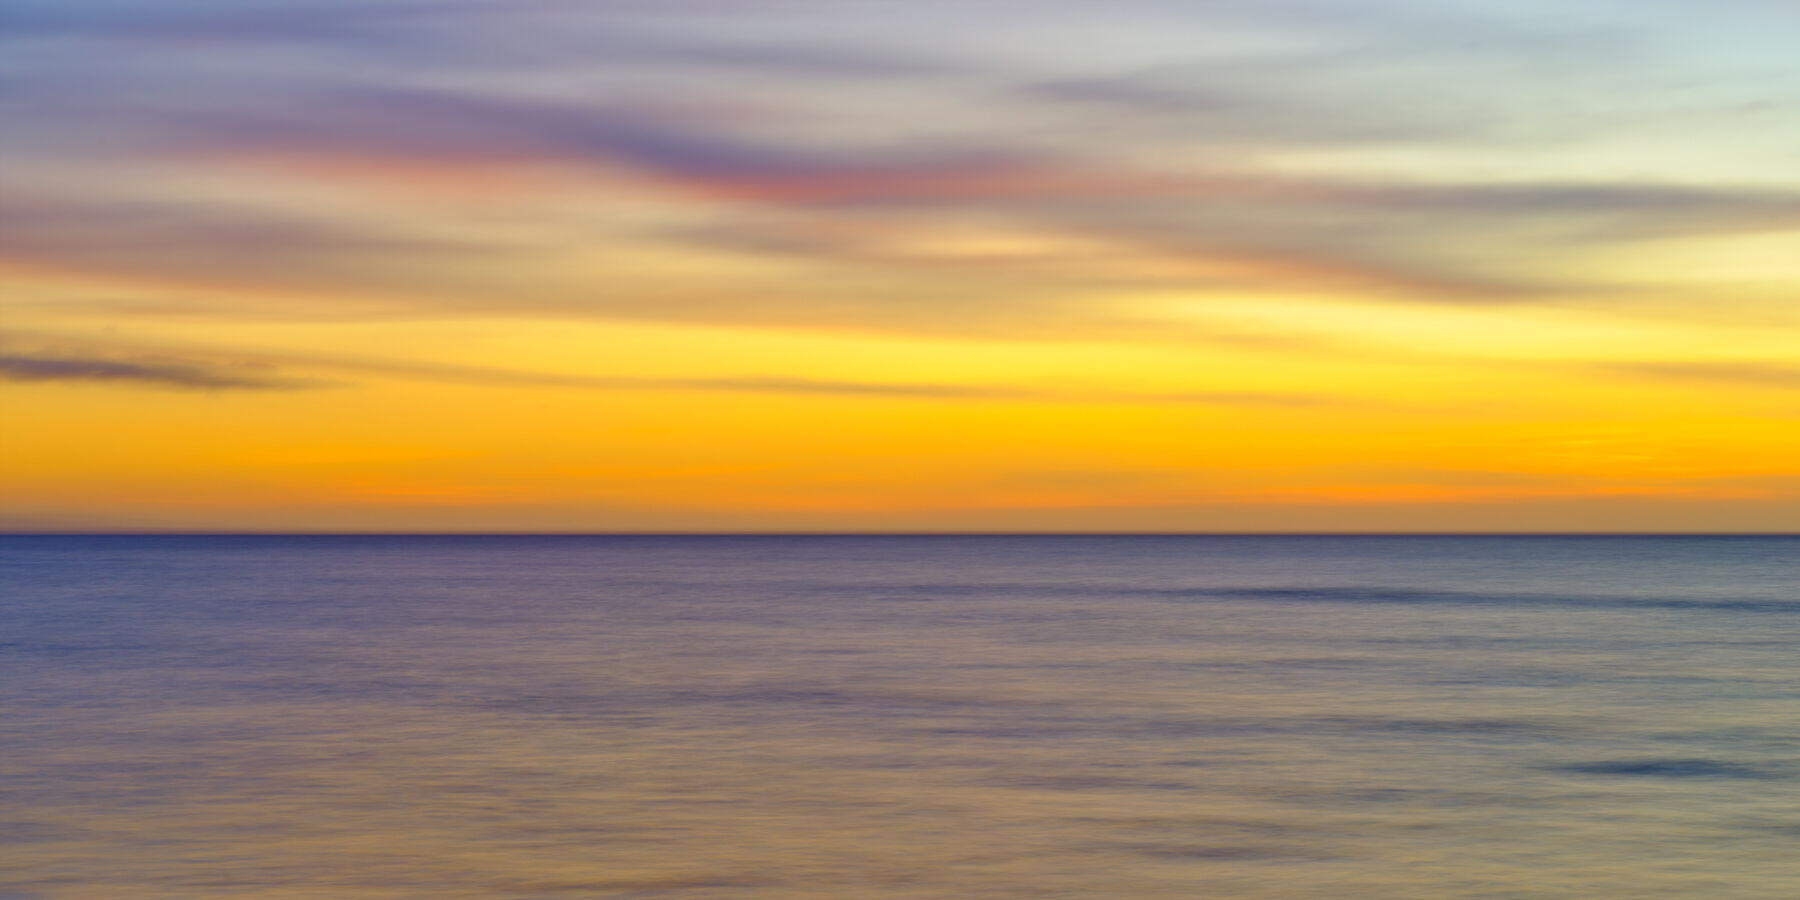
6,0,1798,339
0,352,325,390
1606,361,1800,390
2,331,1345,406
1138,391,1337,407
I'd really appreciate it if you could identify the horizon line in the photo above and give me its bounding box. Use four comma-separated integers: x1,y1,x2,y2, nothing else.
5,531,1799,538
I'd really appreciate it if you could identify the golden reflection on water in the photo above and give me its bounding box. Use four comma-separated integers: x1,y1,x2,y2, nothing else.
17,686,1800,899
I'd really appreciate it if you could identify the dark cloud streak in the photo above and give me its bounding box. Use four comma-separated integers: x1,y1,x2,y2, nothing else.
0,353,324,390
0,331,1345,406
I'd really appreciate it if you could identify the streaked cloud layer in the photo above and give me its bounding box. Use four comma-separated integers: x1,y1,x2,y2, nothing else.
5,0,1798,530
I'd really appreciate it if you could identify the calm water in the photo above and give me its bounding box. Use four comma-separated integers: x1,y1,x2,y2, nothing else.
4,535,1800,899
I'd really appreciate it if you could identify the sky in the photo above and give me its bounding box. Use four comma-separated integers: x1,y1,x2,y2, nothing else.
3,0,1799,532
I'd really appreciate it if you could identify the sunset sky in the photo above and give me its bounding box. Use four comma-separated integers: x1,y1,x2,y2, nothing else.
4,0,1799,532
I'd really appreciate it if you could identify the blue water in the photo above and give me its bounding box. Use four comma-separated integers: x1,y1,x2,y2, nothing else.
4,535,1799,898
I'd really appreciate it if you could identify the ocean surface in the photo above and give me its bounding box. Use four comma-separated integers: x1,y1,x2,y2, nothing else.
4,535,1800,899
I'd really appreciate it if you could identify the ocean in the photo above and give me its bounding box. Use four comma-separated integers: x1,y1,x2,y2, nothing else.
3,534,1798,899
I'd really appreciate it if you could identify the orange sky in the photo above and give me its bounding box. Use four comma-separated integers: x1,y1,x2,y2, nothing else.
4,0,1799,532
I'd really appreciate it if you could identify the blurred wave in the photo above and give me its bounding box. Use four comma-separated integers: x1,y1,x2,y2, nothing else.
4,535,1799,898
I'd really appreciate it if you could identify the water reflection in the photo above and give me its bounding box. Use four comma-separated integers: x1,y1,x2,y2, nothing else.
5,535,1800,898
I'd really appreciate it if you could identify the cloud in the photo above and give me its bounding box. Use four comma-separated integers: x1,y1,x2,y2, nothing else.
1606,361,1800,390
1139,391,1336,407
0,187,530,311
12,130,1799,340
140,85,1043,204
224,346,1344,405
1006,2,1657,151
0,333,1031,397
0,353,324,390
680,164,1800,302
1,0,441,42
673,376,1032,398
299,350,1354,404
1015,71,1460,147
7,0,1799,341
1,330,1350,406
1325,465,1582,488
2,0,942,68
17,64,1800,327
